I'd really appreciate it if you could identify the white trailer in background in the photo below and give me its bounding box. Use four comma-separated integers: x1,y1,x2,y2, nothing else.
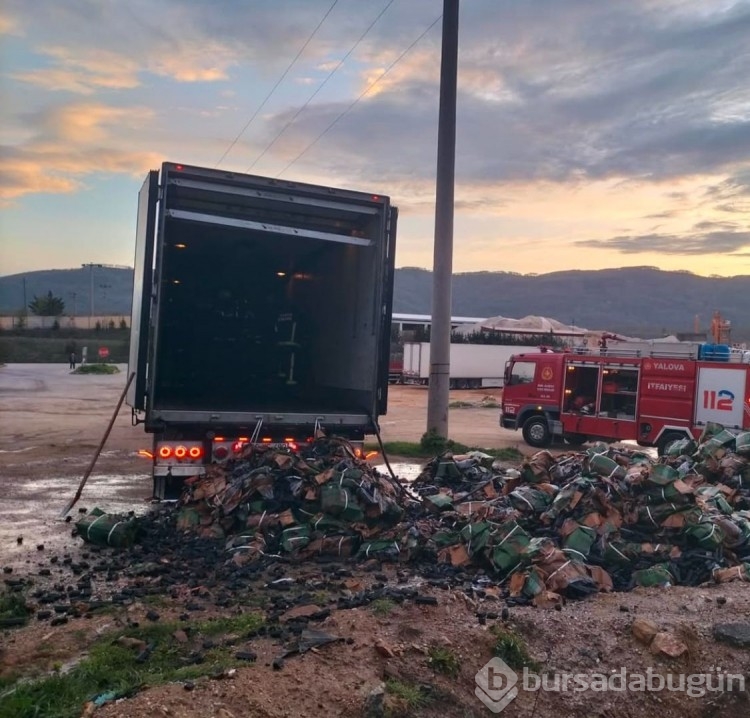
403,342,540,389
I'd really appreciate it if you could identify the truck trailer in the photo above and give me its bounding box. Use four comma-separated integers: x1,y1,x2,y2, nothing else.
403,341,539,389
500,344,750,453
127,162,397,498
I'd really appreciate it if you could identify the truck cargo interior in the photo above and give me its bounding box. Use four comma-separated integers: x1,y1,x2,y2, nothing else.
152,218,382,415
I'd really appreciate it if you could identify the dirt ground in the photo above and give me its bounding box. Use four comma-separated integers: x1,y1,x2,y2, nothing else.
2,364,750,718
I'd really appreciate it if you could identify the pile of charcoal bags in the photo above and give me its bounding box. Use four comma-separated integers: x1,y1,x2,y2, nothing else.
165,425,750,604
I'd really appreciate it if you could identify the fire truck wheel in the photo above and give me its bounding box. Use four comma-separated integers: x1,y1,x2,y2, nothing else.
522,416,551,447
656,431,686,457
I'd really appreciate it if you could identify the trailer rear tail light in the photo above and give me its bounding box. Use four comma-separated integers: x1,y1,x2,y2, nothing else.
138,449,154,459
262,437,272,443
214,445,229,460
157,442,204,462
365,451,378,460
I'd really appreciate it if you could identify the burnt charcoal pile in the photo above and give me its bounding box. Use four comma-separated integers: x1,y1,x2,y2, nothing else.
70,424,750,607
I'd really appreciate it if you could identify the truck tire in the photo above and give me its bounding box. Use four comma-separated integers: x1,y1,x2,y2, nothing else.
656,431,687,457
522,416,551,448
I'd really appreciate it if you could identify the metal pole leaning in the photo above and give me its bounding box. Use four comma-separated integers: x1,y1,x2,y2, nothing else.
60,371,136,517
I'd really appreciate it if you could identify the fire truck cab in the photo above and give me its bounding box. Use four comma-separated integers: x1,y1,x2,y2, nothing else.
500,344,750,454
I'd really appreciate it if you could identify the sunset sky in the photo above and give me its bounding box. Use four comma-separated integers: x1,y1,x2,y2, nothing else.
2,0,750,277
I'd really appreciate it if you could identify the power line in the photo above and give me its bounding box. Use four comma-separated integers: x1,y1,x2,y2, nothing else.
277,12,442,178
246,0,397,173
214,0,341,168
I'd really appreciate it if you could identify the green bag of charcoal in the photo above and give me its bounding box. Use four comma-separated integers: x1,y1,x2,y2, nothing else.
75,508,141,548
633,564,674,588
281,525,310,552
320,485,364,523
460,521,491,555
694,486,733,515
490,521,530,573
735,432,750,457
588,453,626,479
684,520,725,550
700,429,737,458
357,539,402,561
699,422,725,443
562,524,596,560
665,438,696,458
509,486,552,513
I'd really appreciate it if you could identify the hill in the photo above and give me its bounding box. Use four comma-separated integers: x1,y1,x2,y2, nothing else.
1,266,748,339
394,267,750,339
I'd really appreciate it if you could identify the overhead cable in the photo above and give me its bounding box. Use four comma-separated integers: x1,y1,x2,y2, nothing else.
276,12,442,177
246,0,397,172
214,0,341,168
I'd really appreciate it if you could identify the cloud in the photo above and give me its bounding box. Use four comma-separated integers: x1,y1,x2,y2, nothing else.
0,11,22,35
10,46,140,94
576,229,750,255
0,101,160,201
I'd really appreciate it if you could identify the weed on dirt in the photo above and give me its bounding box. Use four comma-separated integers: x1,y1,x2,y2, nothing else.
491,625,539,671
0,612,264,718
370,598,397,617
385,678,433,713
427,646,461,678
0,591,30,628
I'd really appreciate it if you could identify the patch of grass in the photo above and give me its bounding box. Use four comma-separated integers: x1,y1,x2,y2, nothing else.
310,591,330,606
72,363,120,375
385,679,432,710
0,591,30,628
427,646,460,678
370,598,396,617
0,612,264,718
490,626,539,671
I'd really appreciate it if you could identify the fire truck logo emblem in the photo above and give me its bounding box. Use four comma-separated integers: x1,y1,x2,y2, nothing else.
644,361,652,371
541,366,553,381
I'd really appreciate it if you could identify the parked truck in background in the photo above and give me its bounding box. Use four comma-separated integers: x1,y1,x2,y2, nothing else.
500,344,750,453
127,162,397,498
403,341,540,389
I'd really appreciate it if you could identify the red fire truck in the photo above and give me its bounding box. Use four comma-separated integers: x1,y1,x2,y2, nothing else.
500,345,750,453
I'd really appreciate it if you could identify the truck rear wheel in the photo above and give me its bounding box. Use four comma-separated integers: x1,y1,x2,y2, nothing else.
522,416,551,448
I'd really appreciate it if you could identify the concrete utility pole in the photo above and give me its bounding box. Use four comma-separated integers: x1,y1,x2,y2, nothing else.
82,263,103,329
426,0,459,439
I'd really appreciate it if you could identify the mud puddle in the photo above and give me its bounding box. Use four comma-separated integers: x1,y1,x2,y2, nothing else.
0,473,151,568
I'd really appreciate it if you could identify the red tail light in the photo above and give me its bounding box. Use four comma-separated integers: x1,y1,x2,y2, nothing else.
189,446,202,459
174,446,187,459
158,446,172,459
214,446,229,460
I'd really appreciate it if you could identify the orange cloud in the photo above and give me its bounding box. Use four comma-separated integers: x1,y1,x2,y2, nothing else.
1,100,161,201
0,12,21,36
36,102,155,143
149,43,236,82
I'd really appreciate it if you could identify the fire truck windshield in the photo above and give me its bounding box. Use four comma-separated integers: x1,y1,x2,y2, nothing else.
508,360,536,385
